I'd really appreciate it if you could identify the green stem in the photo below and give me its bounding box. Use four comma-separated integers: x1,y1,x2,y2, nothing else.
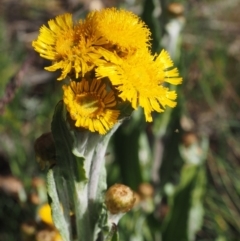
87,123,121,239
88,123,120,203
104,223,118,241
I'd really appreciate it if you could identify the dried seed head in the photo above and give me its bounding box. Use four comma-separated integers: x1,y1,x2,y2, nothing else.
105,184,136,214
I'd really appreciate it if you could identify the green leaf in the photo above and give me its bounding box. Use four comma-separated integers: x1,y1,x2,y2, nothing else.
111,230,119,241
47,168,71,241
51,100,86,182
161,165,205,241
112,109,145,190
141,0,162,52
50,101,122,241
50,101,90,240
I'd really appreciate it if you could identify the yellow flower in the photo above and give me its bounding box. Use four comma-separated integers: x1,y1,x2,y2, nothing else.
63,78,120,134
32,8,183,127
32,13,73,80
38,204,63,241
32,8,151,80
32,13,111,80
84,8,151,55
38,203,54,226
96,49,182,122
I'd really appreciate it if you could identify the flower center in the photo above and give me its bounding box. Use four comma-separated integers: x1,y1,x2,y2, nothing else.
75,93,104,117
55,31,75,57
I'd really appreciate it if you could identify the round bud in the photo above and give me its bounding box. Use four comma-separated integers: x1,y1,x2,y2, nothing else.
138,183,154,200
182,132,198,147
167,3,184,17
34,132,56,169
105,184,136,214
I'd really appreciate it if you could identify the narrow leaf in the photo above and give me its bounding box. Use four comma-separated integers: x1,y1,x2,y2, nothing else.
51,101,86,182
47,168,71,241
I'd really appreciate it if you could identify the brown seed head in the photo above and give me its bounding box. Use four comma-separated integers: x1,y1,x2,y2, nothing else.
105,184,136,214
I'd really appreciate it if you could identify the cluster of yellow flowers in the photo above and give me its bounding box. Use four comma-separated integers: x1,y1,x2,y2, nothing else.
32,8,182,134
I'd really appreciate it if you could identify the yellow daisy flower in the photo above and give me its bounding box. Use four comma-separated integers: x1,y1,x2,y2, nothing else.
38,203,54,226
32,13,74,80
84,8,151,55
96,49,182,122
63,78,120,134
32,13,112,80
38,204,63,241
32,8,151,80
32,8,183,128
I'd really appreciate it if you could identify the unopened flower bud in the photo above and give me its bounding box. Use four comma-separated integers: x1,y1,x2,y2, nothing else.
21,222,36,237
34,132,56,169
167,3,184,17
138,183,154,200
32,177,45,187
105,184,136,214
182,132,198,147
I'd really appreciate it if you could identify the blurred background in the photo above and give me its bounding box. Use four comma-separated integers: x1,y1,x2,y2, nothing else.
0,0,240,240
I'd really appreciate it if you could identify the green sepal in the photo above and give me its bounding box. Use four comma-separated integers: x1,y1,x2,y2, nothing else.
117,101,134,120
